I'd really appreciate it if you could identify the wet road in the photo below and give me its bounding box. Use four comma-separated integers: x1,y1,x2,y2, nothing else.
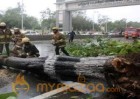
33,40,55,57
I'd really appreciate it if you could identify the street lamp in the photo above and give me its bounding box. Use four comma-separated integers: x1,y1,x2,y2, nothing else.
103,16,109,33
21,0,24,30
93,15,94,31
93,11,98,32
105,21,107,33
126,20,127,28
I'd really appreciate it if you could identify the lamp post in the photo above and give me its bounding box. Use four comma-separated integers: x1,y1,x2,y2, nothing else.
93,11,98,33
105,20,108,33
125,20,127,28
93,15,94,32
103,15,109,33
21,0,24,30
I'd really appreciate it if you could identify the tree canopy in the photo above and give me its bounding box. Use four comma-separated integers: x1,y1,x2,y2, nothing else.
0,4,40,29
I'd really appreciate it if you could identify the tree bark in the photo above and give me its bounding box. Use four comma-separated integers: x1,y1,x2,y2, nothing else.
0,56,114,80
0,56,47,75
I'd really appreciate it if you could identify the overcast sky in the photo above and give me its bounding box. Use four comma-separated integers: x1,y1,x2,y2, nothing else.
0,0,140,22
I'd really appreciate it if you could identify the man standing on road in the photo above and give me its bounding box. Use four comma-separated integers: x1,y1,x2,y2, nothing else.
51,27,69,56
68,30,76,43
0,22,12,56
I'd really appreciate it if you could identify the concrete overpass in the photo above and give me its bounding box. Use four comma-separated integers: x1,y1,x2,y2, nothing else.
55,0,140,32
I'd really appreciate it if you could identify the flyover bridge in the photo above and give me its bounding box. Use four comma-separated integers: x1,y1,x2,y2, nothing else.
55,0,140,32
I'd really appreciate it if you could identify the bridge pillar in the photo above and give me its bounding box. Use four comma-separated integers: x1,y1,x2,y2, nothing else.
63,10,72,32
56,10,72,32
56,10,60,28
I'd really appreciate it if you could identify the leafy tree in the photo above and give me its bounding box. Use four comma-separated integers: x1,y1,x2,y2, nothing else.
2,7,21,28
24,15,40,29
72,11,93,31
42,18,56,29
113,19,126,32
0,4,40,29
40,8,56,33
127,21,140,28
72,16,93,31
0,11,3,21
98,15,110,33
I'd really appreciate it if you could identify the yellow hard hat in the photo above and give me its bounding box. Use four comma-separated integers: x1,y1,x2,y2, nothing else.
22,37,30,43
0,22,6,26
52,27,59,30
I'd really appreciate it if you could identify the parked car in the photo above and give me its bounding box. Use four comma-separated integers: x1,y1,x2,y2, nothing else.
108,32,115,35
108,32,120,36
93,32,103,35
48,31,66,35
24,30,40,35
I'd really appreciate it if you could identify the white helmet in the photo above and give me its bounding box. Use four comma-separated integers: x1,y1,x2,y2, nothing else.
14,28,20,32
22,37,30,43
52,27,59,30
0,22,6,26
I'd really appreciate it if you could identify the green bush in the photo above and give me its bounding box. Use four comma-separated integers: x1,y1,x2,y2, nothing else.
66,37,140,57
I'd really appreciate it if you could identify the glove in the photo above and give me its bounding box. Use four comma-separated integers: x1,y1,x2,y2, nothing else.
15,45,21,48
51,40,56,45
56,39,63,43
59,39,63,42
56,39,63,44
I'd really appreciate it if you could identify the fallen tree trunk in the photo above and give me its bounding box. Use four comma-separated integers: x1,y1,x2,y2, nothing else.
44,56,114,80
2,57,46,70
0,56,47,75
0,55,140,98
0,56,114,80
0,56,139,79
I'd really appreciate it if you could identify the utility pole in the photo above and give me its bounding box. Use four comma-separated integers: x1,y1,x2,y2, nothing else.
21,0,24,30
104,16,108,33
93,15,94,32
126,20,127,28
106,21,108,33
93,11,98,33
40,11,46,35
